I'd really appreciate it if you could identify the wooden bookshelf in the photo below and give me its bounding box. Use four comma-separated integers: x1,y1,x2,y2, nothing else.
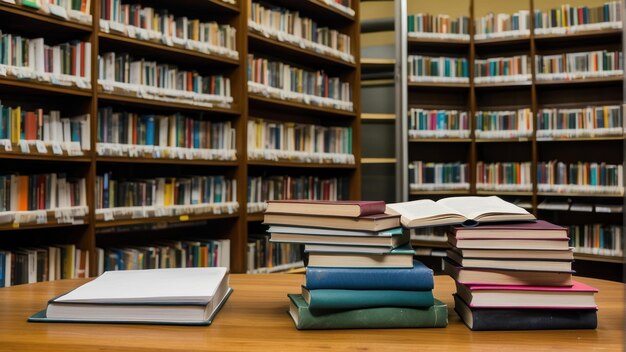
95,156,239,167
400,0,625,268
248,94,356,118
95,212,239,228
247,160,357,169
574,253,625,264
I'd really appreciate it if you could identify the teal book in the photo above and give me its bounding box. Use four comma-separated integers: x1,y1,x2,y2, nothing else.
302,286,434,310
288,294,448,330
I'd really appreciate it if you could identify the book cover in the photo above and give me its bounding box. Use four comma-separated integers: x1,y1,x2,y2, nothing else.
302,286,434,310
450,220,568,240
266,200,386,217
307,244,415,268
444,259,573,286
454,294,597,330
305,260,434,290
263,213,401,232
288,294,448,330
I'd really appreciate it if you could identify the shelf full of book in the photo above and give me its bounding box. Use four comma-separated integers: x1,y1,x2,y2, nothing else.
396,0,625,267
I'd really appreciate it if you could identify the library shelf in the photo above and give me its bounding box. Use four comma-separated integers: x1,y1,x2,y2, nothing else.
248,94,356,118
537,192,625,198
247,31,355,68
409,138,472,143
0,219,89,232
409,190,471,196
246,213,265,222
95,212,240,229
534,76,624,86
475,137,532,143
407,37,470,47
248,260,305,273
0,150,92,163
138,0,240,15
0,77,91,97
408,81,470,89
263,0,354,23
473,81,532,89
97,91,240,115
247,160,357,169
476,190,533,196
0,3,92,32
360,58,395,68
95,156,238,167
362,113,395,120
536,136,625,142
411,239,450,249
361,158,396,164
98,32,240,67
473,36,530,46
534,28,622,42
574,253,625,264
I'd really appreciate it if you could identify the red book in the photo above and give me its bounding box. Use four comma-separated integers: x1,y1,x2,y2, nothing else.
25,112,37,140
265,200,387,217
456,280,598,309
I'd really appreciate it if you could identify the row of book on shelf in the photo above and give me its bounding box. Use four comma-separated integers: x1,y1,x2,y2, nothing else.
408,161,624,195
408,51,622,84
538,199,622,213
247,176,348,213
0,238,231,287
408,105,623,139
246,234,303,273
407,1,621,40
3,0,92,24
248,1,354,63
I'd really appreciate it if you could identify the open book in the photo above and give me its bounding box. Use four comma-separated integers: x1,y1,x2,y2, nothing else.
29,267,232,325
385,196,535,228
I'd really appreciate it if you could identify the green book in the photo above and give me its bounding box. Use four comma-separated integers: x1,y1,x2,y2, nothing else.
288,294,448,330
302,286,434,311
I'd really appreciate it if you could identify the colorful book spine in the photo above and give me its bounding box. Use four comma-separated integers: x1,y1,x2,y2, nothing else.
408,108,470,138
537,161,624,195
407,55,469,83
409,161,469,191
99,0,238,59
475,10,531,40
0,31,91,88
246,234,303,273
97,52,232,107
249,2,353,63
247,54,352,112
247,175,349,213
535,50,623,81
407,13,470,41
474,55,531,83
0,173,87,212
537,105,623,139
37,0,93,24
475,108,533,139
0,245,88,287
96,107,236,160
476,161,533,192
534,1,623,35
0,103,90,153
247,118,353,164
97,239,230,274
569,224,622,257
326,0,354,16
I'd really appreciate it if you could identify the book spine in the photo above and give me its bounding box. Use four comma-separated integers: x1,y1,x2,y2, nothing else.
307,289,434,310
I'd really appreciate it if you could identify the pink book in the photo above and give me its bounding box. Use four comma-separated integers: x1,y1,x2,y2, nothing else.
265,200,386,217
451,220,569,240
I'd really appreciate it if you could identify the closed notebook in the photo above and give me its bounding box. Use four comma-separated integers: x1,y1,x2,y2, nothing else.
29,267,232,325
305,260,434,290
302,286,434,311
450,220,568,240
456,280,598,308
444,259,573,286
454,294,597,331
288,294,448,330
266,200,386,217
306,244,415,268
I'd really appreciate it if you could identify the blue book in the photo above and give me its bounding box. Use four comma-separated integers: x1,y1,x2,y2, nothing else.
193,120,200,149
305,260,434,291
0,251,5,288
302,286,434,311
144,116,155,146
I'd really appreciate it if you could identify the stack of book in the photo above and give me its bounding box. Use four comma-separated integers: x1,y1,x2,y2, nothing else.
447,217,597,329
263,200,448,330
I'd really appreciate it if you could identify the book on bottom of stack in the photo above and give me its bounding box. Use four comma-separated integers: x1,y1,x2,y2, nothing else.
28,267,232,325
264,200,448,330
444,220,598,330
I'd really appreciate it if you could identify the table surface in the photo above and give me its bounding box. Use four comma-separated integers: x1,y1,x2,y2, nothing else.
0,274,622,351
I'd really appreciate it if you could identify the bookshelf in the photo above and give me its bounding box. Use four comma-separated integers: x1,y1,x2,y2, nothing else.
243,0,360,273
397,0,625,274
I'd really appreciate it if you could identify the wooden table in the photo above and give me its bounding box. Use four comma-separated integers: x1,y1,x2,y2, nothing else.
0,274,622,351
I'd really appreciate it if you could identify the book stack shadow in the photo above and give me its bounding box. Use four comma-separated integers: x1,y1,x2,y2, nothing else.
445,220,599,330
263,200,448,330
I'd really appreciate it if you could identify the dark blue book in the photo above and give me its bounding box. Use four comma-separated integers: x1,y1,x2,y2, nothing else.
305,260,433,291
144,115,155,146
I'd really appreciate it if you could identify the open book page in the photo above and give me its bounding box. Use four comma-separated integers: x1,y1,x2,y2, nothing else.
54,267,228,304
386,199,465,224
437,196,531,221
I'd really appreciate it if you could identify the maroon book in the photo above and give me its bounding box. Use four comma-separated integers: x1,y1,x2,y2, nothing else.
265,200,386,217
450,220,568,240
